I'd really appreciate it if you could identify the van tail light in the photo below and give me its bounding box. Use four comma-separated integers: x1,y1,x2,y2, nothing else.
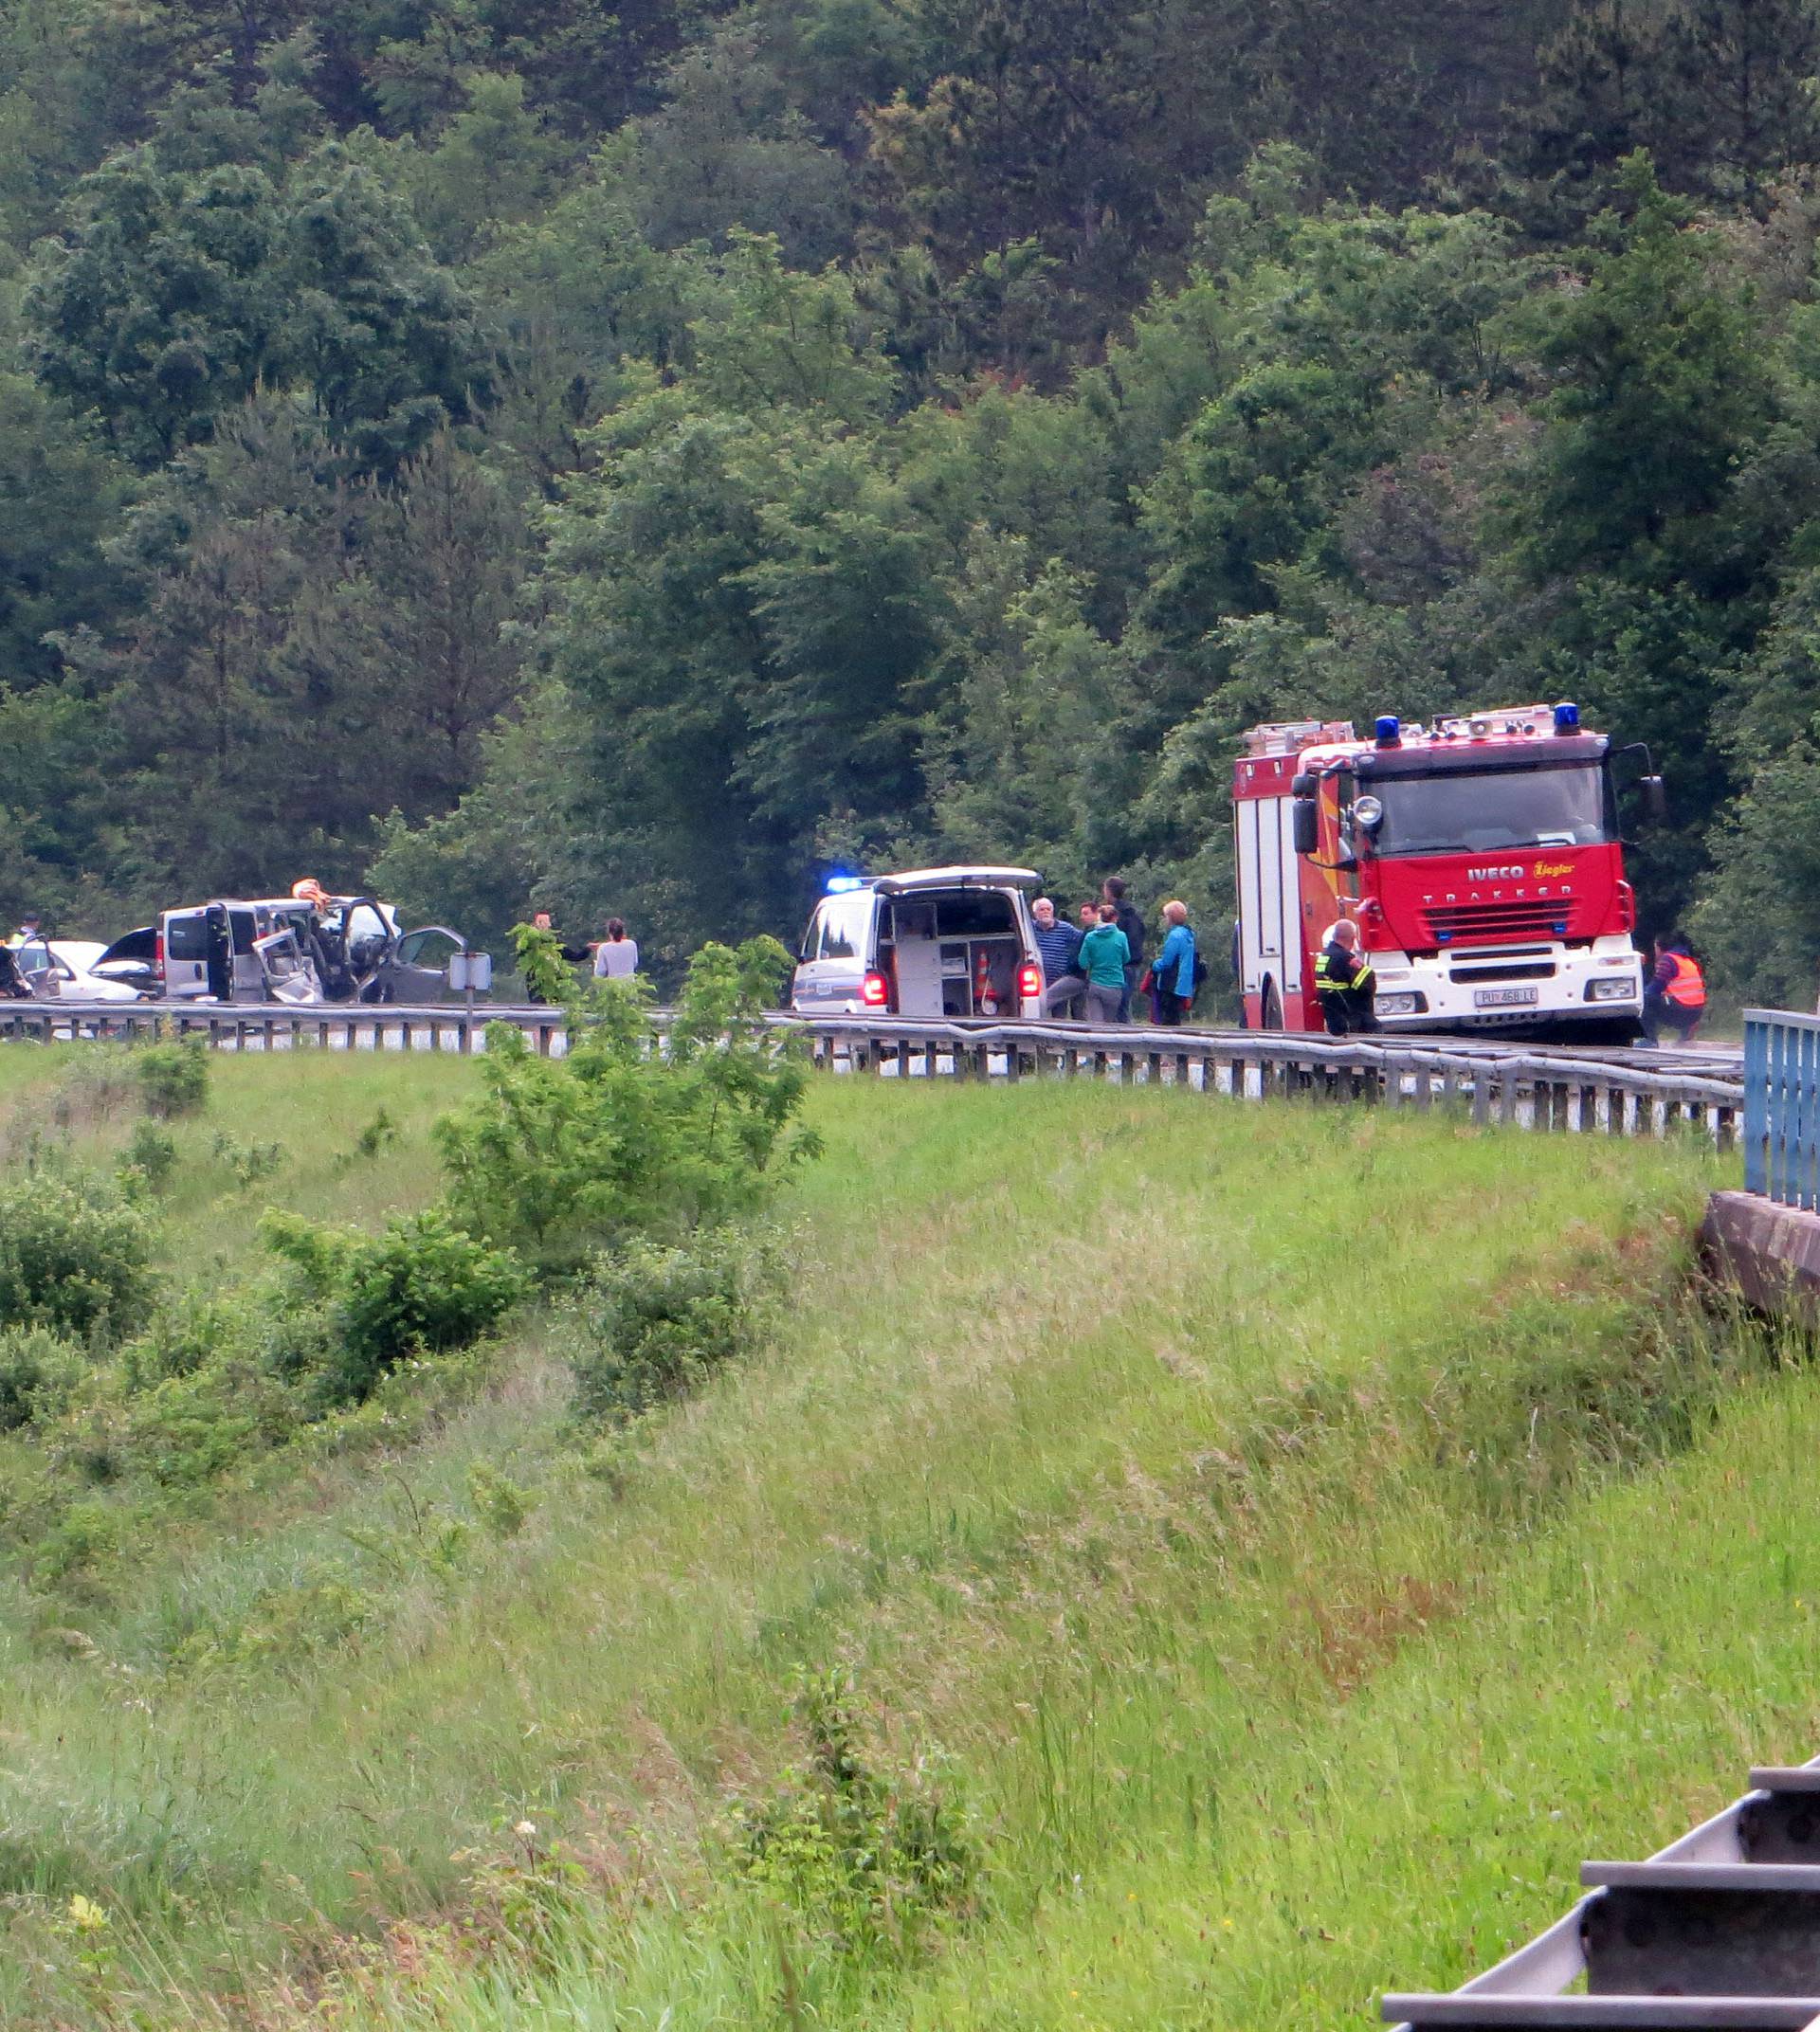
861,971,889,1008
1017,962,1042,1003
155,931,165,980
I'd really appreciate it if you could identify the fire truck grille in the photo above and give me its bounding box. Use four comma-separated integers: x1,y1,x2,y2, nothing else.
1421,898,1575,943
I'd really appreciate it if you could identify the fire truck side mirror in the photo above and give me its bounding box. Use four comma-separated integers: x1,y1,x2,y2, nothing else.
1641,774,1667,823
1292,795,1320,858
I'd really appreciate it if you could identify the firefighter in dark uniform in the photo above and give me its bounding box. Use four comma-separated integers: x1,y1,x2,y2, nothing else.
1314,919,1379,1036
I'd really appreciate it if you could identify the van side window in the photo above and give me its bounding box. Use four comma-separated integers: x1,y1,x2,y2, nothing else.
166,916,209,960
817,895,871,960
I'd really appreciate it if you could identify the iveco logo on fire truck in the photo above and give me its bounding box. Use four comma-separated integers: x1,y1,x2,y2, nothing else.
1466,864,1524,880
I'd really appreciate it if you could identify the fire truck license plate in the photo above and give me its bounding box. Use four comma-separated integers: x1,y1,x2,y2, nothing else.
1472,985,1539,1009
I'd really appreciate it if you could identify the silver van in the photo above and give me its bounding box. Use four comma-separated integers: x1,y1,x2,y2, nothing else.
792,867,1046,1019
158,900,319,1003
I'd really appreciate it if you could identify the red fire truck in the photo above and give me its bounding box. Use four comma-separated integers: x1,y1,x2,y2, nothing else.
1232,702,1660,1037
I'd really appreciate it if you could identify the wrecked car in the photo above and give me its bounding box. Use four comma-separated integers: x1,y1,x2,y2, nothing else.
90,894,467,1006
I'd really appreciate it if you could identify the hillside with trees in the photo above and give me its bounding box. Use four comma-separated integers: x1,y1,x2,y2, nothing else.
8,0,1820,997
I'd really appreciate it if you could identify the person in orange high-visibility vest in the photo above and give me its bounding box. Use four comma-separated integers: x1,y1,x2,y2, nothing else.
1642,934,1705,1045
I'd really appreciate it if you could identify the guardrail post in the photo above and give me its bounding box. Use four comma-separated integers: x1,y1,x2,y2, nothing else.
1470,1070,1490,1126
1744,1012,1769,1191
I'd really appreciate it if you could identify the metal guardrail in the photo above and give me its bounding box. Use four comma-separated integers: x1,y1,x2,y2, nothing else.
0,1000,566,1056
799,1015,1743,1145
0,1003,1746,1142
1743,1009,1820,1206
1384,1758,1820,2030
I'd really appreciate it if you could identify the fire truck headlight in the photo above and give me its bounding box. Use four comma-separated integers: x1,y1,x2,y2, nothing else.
1586,977,1635,1002
1375,992,1422,1016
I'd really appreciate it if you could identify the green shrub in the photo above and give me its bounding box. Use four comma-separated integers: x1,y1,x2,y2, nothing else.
737,1668,979,1950
263,1208,525,1406
434,935,814,1271
0,1170,157,1341
507,920,573,1006
30,1499,123,1588
118,1120,177,1192
125,1362,295,1486
350,1109,397,1161
568,1227,781,1424
134,1041,209,1119
120,1290,264,1388
209,1131,284,1187
48,1051,138,1133
0,1328,89,1432
468,1458,536,1539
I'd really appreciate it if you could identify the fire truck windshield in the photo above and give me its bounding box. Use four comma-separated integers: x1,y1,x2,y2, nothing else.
1366,762,1610,857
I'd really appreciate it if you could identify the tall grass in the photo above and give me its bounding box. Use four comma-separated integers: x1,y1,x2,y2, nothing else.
0,1056,1765,2029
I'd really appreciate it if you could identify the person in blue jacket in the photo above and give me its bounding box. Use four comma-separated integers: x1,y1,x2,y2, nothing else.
1148,899,1197,1025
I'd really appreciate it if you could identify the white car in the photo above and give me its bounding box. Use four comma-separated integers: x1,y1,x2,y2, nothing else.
11,937,146,1003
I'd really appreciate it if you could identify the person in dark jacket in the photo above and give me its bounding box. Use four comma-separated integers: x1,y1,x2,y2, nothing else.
1031,897,1085,1016
1102,877,1146,1022
1148,900,1197,1025
1313,919,1378,1035
1642,934,1705,1044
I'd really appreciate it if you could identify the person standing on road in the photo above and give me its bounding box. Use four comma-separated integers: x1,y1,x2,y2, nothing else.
1313,919,1378,1036
8,910,41,947
1103,877,1146,1022
1148,900,1198,1026
1031,897,1085,1016
1642,934,1704,1044
593,917,640,981
1077,902,1131,1025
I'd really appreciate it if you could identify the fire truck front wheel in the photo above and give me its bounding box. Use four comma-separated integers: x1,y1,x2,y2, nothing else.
1261,980,1284,1030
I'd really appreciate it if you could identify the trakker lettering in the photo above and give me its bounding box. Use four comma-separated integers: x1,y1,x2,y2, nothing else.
1232,702,1647,1037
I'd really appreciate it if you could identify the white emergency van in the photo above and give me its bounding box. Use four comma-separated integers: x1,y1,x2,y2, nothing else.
792,868,1046,1019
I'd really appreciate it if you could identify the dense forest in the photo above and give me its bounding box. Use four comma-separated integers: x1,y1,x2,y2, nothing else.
8,0,1820,999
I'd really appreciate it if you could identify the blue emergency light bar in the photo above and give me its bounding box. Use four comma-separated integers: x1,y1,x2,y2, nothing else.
825,875,865,893
1553,700,1579,733
1374,715,1401,747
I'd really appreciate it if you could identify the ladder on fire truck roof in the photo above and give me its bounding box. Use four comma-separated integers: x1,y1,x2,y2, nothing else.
1384,1761,1820,2032
1240,718,1356,756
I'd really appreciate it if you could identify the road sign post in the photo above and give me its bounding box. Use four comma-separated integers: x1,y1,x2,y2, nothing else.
449,951,493,1046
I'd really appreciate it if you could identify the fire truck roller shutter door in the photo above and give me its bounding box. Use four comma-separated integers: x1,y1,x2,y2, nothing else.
1236,798,1263,989
1277,796,1301,996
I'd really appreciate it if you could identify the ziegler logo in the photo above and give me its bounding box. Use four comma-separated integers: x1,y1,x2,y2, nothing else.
1533,860,1574,877
1466,864,1523,880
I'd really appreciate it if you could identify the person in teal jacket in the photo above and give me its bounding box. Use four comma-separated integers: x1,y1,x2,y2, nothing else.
1077,903,1131,1024
1148,900,1197,1025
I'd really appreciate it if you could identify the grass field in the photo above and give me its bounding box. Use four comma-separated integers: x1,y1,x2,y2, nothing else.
0,1042,1806,2030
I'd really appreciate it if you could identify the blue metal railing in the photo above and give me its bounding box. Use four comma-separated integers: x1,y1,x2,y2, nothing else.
1744,1007,1820,1204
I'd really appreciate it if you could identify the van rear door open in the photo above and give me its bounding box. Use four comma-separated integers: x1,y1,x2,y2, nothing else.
872,874,1037,1018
